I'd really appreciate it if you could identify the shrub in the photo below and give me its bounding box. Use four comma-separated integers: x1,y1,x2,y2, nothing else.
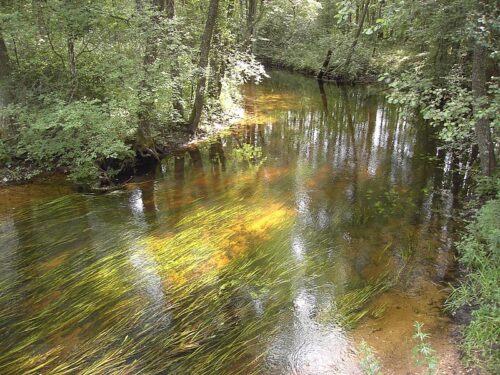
11,98,136,182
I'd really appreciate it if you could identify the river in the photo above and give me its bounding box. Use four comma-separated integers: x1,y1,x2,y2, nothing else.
0,70,466,374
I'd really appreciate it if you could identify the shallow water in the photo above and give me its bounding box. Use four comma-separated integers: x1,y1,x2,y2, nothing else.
0,71,465,374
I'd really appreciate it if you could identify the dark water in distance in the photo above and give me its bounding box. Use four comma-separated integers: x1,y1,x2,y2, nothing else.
0,71,462,374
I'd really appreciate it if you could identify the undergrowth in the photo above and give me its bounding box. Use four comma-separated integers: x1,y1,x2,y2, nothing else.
445,175,500,373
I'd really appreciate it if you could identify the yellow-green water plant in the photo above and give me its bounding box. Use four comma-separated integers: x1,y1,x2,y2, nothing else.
412,321,440,375
0,190,301,374
358,340,382,375
317,236,416,329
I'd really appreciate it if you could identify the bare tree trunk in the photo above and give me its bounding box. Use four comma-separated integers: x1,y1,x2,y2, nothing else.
246,0,257,50
0,31,11,128
166,0,175,17
345,0,370,68
135,0,165,145
317,49,332,81
67,35,77,95
165,0,185,122
472,23,496,175
67,37,76,79
0,31,11,80
188,0,220,133
208,24,224,99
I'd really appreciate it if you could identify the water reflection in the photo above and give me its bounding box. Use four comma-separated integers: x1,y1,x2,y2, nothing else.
0,70,465,374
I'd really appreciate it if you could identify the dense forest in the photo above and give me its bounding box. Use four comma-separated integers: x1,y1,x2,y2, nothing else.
0,0,497,184
0,0,498,373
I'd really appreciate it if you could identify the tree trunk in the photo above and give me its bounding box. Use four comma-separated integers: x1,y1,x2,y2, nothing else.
165,0,185,122
166,0,175,18
0,31,11,80
317,48,332,81
208,25,225,99
135,0,165,144
0,31,11,128
188,0,220,133
67,35,77,95
246,0,257,50
345,0,370,68
471,29,496,176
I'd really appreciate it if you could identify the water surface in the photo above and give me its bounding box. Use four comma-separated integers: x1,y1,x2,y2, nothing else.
0,71,464,374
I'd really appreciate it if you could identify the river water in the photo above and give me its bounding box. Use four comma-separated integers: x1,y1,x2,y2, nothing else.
0,71,465,374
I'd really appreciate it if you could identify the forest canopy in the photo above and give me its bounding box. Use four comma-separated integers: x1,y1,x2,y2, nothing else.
0,0,497,185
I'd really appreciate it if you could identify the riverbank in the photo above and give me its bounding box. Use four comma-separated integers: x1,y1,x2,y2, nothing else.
260,58,379,84
354,175,500,375
445,178,500,374
0,107,241,190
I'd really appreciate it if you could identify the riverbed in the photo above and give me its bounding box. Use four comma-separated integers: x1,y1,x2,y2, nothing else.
0,71,466,374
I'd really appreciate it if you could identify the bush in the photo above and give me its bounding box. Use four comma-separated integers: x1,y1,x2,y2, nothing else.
9,98,136,182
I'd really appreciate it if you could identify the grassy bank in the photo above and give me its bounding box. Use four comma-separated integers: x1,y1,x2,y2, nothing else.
446,176,500,373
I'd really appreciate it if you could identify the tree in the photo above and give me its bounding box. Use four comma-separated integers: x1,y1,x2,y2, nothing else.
188,0,220,133
0,29,11,128
135,0,165,149
317,0,371,81
471,0,496,176
317,48,332,81
166,0,185,123
0,31,11,80
344,0,370,68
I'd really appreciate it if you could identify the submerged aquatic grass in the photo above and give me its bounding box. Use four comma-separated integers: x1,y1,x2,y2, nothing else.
0,189,301,374
318,275,395,328
317,235,419,329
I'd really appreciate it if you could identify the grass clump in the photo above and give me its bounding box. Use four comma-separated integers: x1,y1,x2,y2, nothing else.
359,340,382,375
412,322,440,375
446,178,500,373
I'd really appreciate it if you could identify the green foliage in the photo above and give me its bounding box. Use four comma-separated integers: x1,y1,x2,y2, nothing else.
0,139,10,165
377,0,499,160
233,143,265,166
385,65,500,154
255,0,326,72
446,191,500,373
0,0,266,184
373,188,400,216
5,98,136,182
412,322,440,375
382,66,432,109
474,174,500,199
255,0,375,80
359,340,382,375
479,77,500,132
421,70,475,149
358,325,441,375
364,188,414,219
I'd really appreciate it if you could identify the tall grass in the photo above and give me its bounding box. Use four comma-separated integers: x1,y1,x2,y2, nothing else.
446,190,500,373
